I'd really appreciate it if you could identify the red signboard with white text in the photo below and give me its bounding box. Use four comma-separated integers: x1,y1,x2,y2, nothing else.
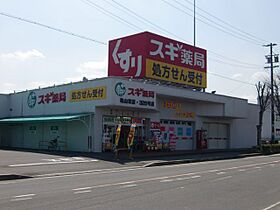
108,32,207,88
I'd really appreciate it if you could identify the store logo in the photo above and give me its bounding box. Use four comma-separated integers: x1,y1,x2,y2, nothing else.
115,82,126,96
27,91,37,108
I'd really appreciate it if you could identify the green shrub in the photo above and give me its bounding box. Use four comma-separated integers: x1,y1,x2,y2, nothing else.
261,144,280,154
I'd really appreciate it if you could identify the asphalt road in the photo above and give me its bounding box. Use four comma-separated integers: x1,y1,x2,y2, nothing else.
0,154,280,210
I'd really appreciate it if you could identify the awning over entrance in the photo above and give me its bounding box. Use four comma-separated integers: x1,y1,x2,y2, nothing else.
0,114,90,123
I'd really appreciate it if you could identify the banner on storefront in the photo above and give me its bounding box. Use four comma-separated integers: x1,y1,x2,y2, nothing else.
127,123,136,147
69,86,106,102
115,124,122,146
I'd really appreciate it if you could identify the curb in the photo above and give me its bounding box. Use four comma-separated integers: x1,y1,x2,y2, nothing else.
144,153,262,167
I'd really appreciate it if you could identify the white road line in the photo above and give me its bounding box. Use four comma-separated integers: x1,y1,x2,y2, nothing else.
212,176,232,182
191,175,201,179
10,197,33,202
176,175,201,181
209,169,219,172
9,160,98,167
120,184,138,188
263,201,280,210
217,172,226,175
238,169,246,172
10,194,35,202
160,179,174,183
73,190,92,194
72,187,92,191
13,194,35,198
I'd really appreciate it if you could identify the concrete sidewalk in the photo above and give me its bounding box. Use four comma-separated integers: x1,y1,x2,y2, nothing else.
0,148,261,180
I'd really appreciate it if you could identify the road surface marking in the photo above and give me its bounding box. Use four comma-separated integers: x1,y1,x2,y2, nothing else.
160,179,174,183
13,194,35,198
11,197,33,202
238,169,246,172
120,184,138,188
263,201,280,210
3,159,280,187
10,194,35,202
217,172,226,175
212,176,232,182
176,175,201,181
73,190,92,194
209,169,219,172
9,159,98,167
72,187,92,191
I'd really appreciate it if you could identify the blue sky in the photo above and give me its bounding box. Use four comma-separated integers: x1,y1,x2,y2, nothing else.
0,0,279,103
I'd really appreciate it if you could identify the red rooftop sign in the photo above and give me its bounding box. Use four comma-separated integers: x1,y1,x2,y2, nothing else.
108,32,207,88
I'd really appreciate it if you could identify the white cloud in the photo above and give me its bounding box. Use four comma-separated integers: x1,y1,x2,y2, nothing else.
240,94,257,104
66,58,108,83
0,49,45,61
250,71,269,83
232,73,242,79
3,82,16,87
77,59,107,76
26,81,60,90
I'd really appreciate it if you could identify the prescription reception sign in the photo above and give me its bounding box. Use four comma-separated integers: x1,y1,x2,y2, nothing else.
108,32,207,88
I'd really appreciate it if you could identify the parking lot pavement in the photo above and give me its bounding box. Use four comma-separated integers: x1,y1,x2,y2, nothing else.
0,148,261,179
0,149,147,178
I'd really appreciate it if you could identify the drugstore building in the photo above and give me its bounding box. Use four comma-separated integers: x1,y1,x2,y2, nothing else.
0,32,259,153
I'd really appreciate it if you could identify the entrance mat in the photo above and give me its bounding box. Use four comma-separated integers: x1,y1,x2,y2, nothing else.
0,174,33,181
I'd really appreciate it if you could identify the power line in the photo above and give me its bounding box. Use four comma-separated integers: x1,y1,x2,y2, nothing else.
208,72,255,86
103,0,181,40
161,0,261,46
173,0,263,45
183,0,267,44
208,50,262,67
0,9,262,86
209,58,263,70
0,11,106,45
86,0,263,67
81,0,142,31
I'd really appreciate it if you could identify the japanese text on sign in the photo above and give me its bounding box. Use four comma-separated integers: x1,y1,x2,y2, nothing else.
175,112,195,119
128,87,155,98
69,86,106,102
149,39,206,71
120,98,155,107
163,101,182,110
38,92,66,104
146,59,206,88
111,39,143,77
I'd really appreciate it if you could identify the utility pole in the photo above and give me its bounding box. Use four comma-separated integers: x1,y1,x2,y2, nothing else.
264,43,278,143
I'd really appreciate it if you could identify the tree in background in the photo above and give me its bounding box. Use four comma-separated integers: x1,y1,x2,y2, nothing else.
273,75,280,117
256,81,270,147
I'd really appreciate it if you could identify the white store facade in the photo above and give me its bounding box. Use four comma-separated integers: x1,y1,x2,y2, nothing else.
0,77,258,153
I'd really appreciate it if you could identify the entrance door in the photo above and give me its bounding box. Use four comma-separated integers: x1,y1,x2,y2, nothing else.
118,125,130,149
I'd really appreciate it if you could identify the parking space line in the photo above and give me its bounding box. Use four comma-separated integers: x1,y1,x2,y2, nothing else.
263,201,280,210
